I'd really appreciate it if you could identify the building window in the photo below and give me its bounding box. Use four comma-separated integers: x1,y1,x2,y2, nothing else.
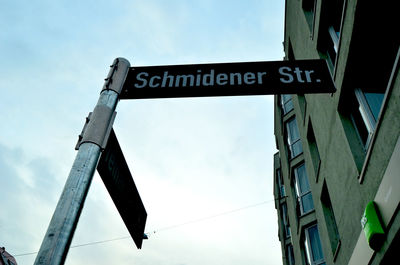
324,28,339,71
318,0,345,72
287,40,295,61
286,243,295,265
302,0,316,34
349,88,385,149
286,117,303,159
307,121,321,179
281,94,294,114
294,163,314,215
281,203,291,238
298,94,307,121
321,182,341,258
277,168,286,198
304,224,326,265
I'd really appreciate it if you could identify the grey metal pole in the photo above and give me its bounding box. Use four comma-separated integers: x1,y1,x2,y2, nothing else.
34,58,130,265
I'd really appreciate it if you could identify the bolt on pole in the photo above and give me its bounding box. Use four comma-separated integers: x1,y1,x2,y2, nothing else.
34,58,130,265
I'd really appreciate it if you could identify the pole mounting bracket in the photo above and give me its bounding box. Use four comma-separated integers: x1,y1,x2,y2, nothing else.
75,109,116,150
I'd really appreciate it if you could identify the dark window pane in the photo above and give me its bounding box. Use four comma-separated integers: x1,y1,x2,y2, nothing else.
364,92,384,121
308,225,325,263
301,193,314,213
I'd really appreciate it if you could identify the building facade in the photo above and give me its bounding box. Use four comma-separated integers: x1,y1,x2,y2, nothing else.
273,1,399,265
0,247,17,265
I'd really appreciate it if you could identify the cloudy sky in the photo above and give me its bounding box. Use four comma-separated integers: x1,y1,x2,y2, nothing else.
0,1,284,264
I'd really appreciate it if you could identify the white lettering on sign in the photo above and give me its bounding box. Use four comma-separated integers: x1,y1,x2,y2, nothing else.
134,69,267,88
216,73,228,85
133,66,322,89
149,75,161,88
279,66,319,83
102,149,121,186
135,72,148,88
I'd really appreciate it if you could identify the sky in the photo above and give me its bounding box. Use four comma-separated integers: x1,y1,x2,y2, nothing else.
0,1,285,264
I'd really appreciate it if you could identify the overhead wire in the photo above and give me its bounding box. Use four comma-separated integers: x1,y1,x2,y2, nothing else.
13,199,275,257
148,199,273,235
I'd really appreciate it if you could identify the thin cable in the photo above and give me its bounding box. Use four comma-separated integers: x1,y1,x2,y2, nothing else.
13,251,41,257
149,199,273,234
69,236,131,249
13,237,131,257
13,199,274,257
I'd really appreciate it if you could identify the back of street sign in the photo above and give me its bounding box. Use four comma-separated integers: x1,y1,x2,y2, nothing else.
97,128,147,249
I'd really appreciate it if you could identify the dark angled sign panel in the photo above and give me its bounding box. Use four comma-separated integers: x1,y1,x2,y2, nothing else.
97,129,147,249
120,59,335,99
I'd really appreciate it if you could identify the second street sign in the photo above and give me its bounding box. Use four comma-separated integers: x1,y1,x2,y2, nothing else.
97,128,147,249
120,59,335,99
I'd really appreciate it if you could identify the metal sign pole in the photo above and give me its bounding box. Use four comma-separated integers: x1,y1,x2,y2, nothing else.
34,58,130,265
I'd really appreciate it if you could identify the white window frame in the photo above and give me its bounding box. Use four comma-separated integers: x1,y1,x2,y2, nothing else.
286,243,295,265
353,88,385,149
294,163,314,215
286,118,303,158
277,168,286,198
281,94,294,114
328,26,340,53
304,224,326,265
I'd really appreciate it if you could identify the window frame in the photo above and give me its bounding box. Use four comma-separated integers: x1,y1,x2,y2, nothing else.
281,203,291,239
304,224,326,265
302,0,317,36
351,88,385,150
328,26,340,53
307,120,321,180
281,94,294,115
286,243,295,265
277,168,286,198
286,117,303,159
317,0,346,74
321,182,341,258
294,163,314,215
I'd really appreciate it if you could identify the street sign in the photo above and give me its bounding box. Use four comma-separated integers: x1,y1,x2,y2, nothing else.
97,128,147,249
34,57,335,264
120,59,335,99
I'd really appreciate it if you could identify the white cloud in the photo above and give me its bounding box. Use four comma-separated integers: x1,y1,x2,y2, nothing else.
0,144,64,264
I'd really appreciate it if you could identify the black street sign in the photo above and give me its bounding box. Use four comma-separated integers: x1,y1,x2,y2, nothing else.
120,59,335,99
97,129,147,249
